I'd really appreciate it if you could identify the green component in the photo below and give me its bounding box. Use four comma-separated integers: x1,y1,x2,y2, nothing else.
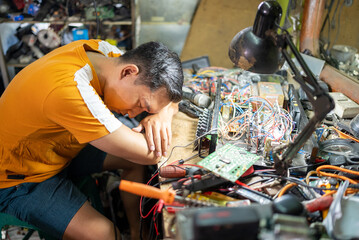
85,6,115,20
198,143,260,182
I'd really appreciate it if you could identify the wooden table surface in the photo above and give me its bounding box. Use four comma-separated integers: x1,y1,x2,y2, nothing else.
157,111,199,239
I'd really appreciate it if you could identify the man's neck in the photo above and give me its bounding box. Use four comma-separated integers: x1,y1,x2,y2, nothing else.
86,51,110,90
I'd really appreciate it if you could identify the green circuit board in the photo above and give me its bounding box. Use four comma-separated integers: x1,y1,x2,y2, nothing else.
198,143,260,182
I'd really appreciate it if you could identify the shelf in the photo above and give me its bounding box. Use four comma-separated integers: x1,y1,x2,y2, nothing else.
0,0,136,89
6,59,35,68
0,19,132,26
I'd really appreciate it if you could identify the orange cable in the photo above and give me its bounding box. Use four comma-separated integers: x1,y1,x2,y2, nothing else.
277,183,297,198
316,165,359,185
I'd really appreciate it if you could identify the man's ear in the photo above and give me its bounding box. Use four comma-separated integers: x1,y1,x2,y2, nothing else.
121,64,139,78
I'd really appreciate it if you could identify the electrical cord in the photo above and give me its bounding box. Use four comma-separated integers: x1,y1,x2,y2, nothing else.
277,182,298,198
287,159,328,172
154,128,219,176
255,173,340,191
237,185,274,201
316,165,359,185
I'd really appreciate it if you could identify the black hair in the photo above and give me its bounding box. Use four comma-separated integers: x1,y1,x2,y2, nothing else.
119,41,183,103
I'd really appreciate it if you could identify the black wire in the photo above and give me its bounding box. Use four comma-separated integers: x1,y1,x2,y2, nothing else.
287,159,328,172
153,178,181,187
247,177,273,186
147,214,155,240
238,185,274,200
255,173,340,191
153,128,219,177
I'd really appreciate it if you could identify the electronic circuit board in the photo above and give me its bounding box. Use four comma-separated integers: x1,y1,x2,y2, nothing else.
198,143,260,182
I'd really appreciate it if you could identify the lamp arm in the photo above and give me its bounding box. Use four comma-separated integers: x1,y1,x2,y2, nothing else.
283,33,323,93
273,33,335,175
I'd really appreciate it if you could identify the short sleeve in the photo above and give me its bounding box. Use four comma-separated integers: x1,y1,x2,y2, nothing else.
43,77,122,144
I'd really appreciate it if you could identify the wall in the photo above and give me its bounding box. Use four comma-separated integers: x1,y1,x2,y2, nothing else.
321,0,359,52
181,0,262,68
136,0,200,55
181,0,359,68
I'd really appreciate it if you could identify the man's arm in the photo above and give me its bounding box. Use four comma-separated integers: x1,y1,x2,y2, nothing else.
90,125,160,165
132,102,179,158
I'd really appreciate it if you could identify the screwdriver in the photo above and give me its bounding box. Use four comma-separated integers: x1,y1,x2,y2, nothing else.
304,195,334,212
119,180,176,204
159,165,187,178
119,180,217,207
159,165,205,178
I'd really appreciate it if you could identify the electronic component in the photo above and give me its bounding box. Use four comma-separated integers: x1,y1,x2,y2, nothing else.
319,138,359,164
258,81,284,107
233,187,272,204
159,165,187,178
196,108,212,137
260,214,314,240
195,79,222,156
179,99,204,118
85,6,115,20
329,92,359,118
183,175,228,192
176,204,273,240
159,165,205,178
287,84,319,164
198,143,260,182
186,192,240,207
182,91,212,108
350,114,359,138
177,207,260,240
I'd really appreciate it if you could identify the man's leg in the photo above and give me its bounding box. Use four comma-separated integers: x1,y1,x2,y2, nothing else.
0,170,121,240
103,154,147,240
63,201,120,240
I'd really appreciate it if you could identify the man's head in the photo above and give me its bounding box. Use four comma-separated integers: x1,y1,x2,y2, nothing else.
120,41,183,102
102,42,183,118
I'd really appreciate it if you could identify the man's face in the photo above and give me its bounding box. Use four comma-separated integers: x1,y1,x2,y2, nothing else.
103,77,171,118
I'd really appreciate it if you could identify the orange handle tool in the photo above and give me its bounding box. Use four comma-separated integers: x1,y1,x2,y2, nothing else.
159,165,187,178
305,195,334,212
119,180,176,204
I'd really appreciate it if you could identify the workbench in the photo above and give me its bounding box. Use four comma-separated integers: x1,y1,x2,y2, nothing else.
157,111,199,239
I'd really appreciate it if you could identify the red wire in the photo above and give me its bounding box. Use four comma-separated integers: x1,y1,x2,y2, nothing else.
235,180,252,189
140,200,159,219
139,172,160,218
153,215,159,236
152,204,160,236
146,172,159,185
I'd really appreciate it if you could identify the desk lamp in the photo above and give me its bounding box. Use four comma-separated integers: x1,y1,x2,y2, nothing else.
228,1,335,175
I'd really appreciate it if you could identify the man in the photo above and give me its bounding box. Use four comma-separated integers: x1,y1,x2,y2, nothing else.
0,39,183,239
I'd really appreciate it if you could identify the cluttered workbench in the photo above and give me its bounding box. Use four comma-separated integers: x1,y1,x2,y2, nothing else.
137,64,359,240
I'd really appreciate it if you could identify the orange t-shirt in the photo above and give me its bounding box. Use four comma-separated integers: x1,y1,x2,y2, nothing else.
0,40,123,188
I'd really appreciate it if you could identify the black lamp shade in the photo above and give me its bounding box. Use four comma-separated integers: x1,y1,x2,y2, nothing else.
228,1,283,74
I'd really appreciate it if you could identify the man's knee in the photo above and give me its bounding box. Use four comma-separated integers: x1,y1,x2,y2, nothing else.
63,201,118,240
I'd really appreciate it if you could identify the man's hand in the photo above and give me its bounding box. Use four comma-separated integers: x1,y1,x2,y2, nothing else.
132,102,179,158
